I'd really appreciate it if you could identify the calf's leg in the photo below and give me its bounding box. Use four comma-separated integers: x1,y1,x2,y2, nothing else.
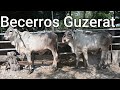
98,50,107,69
26,52,34,74
82,50,89,68
76,52,83,68
51,50,58,69
48,46,58,69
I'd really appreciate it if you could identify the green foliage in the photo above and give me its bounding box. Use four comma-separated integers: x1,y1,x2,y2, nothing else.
71,11,112,19
69,11,113,29
92,11,112,19
57,20,68,30
0,27,6,33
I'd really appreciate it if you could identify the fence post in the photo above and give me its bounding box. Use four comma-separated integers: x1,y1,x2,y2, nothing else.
51,11,55,31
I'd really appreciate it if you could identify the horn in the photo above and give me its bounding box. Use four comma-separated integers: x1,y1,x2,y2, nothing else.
8,25,13,28
14,29,18,32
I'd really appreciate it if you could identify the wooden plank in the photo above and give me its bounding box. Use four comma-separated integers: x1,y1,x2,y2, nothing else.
111,43,120,45
18,60,53,66
0,48,16,51
0,41,11,43
112,36,120,38
0,33,4,35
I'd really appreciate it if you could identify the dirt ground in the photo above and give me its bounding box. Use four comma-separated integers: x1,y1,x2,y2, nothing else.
0,53,120,79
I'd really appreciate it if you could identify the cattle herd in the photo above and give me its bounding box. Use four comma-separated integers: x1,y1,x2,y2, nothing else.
3,26,113,74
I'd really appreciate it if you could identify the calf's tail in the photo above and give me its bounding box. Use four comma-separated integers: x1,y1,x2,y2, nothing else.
55,35,58,51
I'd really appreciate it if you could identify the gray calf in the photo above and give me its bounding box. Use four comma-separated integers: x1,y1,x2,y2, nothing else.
62,30,112,69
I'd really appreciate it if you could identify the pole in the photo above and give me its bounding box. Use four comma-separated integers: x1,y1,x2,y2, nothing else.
51,11,54,31
114,11,116,27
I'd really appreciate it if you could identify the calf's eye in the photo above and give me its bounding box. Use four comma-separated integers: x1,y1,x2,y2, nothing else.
68,34,72,36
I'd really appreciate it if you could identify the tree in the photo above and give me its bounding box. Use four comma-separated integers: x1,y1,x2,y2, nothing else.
70,11,113,29
114,11,120,27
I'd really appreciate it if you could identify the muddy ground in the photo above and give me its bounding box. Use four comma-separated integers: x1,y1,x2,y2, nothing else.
0,53,120,79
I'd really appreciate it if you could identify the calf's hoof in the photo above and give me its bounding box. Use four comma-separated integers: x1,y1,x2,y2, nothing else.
102,65,106,69
85,66,89,70
97,64,106,70
75,66,79,69
27,69,34,74
97,64,102,70
51,65,57,71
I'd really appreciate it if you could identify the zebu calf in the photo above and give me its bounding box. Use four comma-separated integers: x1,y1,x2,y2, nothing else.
4,26,58,74
62,30,112,69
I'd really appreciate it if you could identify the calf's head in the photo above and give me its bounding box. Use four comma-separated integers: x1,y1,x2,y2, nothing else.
62,30,74,43
4,26,19,40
